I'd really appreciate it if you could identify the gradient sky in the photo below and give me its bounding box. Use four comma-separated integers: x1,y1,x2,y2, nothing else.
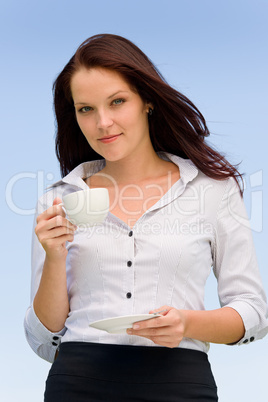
1,1,268,401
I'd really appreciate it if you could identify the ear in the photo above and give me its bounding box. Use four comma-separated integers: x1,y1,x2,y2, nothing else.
146,102,154,115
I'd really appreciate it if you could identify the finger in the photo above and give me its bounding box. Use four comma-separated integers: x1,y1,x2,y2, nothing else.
126,329,179,348
53,197,63,206
147,336,180,348
44,233,75,246
46,215,77,231
46,225,76,239
127,328,183,348
132,314,169,330
42,235,75,253
149,305,172,315
37,225,75,245
127,325,170,337
36,204,66,223
35,217,76,244
36,215,76,238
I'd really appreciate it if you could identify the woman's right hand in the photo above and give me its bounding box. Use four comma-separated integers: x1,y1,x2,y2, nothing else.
35,197,77,261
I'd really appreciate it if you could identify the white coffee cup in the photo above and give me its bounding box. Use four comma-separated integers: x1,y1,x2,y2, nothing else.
61,188,109,227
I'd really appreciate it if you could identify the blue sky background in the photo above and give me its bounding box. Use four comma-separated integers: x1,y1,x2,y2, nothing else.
1,0,267,400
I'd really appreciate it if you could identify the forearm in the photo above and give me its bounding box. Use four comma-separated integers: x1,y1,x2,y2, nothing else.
183,307,245,344
33,255,69,332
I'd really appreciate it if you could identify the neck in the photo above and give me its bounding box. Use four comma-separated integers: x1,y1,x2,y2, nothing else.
101,150,164,185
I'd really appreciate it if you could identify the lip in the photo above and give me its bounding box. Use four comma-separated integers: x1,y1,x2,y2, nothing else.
98,134,122,143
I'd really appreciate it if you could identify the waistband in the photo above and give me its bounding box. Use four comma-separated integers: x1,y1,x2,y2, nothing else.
49,341,216,387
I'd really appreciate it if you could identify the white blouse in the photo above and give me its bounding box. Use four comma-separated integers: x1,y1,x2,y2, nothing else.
24,153,268,363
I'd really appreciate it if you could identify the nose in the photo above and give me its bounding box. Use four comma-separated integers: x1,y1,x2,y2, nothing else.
96,109,113,129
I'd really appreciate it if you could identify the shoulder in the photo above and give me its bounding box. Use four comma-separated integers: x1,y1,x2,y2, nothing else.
164,152,241,205
184,170,242,221
194,171,239,195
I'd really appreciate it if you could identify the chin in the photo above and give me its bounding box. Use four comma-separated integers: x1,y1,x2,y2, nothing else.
100,149,129,163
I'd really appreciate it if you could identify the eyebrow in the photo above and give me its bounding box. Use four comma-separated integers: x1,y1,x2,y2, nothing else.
107,90,129,99
74,90,129,106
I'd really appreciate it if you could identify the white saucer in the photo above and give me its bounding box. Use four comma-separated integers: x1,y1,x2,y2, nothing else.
89,314,161,334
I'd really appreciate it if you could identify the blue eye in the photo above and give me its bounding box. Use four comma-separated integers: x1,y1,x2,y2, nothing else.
112,98,125,105
80,106,92,113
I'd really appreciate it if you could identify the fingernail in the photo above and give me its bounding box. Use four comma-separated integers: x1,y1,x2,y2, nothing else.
127,329,132,334
133,324,139,330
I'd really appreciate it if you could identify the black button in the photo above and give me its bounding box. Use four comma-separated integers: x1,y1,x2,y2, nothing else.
126,292,132,299
52,342,58,346
250,337,255,342
243,339,249,344
129,231,133,237
127,261,132,267
53,336,59,341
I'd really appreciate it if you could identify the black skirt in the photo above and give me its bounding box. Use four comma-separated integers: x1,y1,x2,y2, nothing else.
44,342,218,402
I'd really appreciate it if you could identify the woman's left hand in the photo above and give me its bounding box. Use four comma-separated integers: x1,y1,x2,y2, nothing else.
127,306,187,348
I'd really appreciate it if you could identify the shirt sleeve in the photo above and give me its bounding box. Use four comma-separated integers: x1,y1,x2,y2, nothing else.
23,192,67,363
213,178,268,345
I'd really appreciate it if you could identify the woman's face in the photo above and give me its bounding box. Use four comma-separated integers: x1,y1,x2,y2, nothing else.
70,67,152,162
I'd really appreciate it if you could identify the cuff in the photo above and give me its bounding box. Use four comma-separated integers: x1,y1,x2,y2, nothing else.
24,304,66,362
224,301,268,346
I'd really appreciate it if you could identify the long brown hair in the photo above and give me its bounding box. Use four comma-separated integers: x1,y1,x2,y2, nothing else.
53,33,243,193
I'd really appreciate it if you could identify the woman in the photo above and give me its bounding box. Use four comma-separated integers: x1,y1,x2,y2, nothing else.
24,34,268,401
